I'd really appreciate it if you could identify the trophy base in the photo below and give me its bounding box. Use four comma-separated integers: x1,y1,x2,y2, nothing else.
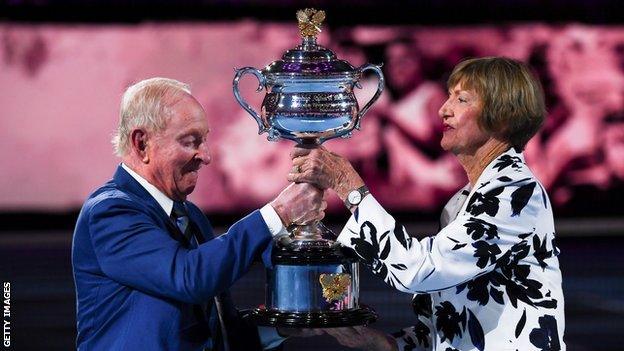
256,222,377,328
249,306,377,328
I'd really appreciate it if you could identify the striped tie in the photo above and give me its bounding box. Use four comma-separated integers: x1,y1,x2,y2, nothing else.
170,201,229,351
171,201,194,243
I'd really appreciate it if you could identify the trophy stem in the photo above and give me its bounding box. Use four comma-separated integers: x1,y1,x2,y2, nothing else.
301,36,318,49
290,140,324,244
297,138,321,147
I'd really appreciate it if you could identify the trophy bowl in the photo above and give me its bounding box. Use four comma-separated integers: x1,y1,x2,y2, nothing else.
233,8,383,328
233,11,384,144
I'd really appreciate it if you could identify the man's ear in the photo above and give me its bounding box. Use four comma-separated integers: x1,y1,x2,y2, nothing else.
130,129,150,163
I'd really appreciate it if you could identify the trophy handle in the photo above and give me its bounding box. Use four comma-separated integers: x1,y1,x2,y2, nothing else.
233,67,268,134
355,63,385,130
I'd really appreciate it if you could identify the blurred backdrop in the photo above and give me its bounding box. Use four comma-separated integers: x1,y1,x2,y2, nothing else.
1,1,623,350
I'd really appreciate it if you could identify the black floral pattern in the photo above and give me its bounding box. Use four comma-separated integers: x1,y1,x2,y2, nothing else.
412,320,431,348
472,240,501,268
515,309,527,338
466,186,504,217
392,319,433,349
392,328,418,351
533,235,553,270
529,315,561,351
448,236,467,250
493,154,523,171
511,182,536,216
350,221,389,281
350,221,411,291
551,237,560,256
456,273,501,306
454,234,560,313
464,217,499,240
433,303,485,350
495,240,558,309
467,309,485,351
412,293,433,318
434,301,466,343
394,220,413,250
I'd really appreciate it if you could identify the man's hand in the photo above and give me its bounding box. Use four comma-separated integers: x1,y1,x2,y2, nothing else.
270,183,326,226
287,146,364,202
323,326,398,351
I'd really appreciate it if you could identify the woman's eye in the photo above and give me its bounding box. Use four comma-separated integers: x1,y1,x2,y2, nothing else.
458,97,467,103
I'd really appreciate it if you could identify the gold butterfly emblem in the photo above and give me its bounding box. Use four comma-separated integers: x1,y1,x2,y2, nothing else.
296,8,326,38
319,273,351,302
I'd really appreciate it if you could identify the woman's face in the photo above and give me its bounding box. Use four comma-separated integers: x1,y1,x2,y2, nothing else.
438,82,490,155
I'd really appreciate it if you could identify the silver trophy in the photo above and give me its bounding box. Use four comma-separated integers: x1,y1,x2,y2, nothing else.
233,8,384,327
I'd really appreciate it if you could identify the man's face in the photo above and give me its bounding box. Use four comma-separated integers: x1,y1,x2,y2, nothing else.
145,93,211,201
438,82,489,155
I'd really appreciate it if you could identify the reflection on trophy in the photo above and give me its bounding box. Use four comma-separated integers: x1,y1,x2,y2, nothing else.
233,8,384,327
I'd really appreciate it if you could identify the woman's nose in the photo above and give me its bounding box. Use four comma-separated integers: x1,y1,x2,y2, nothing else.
439,100,451,118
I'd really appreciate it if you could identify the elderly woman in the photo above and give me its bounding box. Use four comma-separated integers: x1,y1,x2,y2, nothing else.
289,57,565,351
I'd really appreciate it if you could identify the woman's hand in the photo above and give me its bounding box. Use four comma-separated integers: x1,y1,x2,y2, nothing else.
323,326,398,351
276,327,324,338
288,145,365,201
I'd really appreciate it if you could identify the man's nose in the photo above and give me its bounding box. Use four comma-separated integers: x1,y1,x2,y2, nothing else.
197,143,212,165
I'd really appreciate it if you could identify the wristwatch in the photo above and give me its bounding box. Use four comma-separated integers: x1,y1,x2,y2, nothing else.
344,185,370,210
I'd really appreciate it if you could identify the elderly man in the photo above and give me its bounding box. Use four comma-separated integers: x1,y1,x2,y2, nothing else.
72,77,325,350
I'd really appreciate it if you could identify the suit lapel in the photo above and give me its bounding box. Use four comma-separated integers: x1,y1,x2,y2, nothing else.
113,165,191,247
186,205,212,244
164,217,193,248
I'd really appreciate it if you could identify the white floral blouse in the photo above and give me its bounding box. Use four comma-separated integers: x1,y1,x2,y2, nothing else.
337,148,565,351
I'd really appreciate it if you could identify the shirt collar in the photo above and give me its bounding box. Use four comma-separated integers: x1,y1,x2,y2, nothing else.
121,163,174,216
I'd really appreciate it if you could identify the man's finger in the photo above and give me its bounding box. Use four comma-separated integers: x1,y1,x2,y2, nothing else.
287,173,308,183
291,156,307,167
286,173,303,183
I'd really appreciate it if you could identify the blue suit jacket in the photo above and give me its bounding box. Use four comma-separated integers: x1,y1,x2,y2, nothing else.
72,165,273,350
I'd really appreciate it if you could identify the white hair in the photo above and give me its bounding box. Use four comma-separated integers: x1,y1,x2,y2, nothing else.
112,77,191,157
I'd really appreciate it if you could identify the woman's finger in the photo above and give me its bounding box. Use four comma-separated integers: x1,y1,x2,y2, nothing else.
290,146,312,159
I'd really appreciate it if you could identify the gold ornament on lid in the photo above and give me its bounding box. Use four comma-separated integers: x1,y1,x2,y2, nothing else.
296,8,326,38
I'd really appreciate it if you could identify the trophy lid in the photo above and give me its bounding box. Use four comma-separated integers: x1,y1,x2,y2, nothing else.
263,9,357,78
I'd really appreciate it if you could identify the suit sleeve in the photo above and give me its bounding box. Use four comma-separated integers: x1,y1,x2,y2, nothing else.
336,176,545,294
88,198,273,304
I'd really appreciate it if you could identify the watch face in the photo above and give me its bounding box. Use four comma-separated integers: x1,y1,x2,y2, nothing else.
348,190,362,205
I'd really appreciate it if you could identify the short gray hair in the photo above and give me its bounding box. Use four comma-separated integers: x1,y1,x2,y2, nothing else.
447,57,546,151
112,77,191,156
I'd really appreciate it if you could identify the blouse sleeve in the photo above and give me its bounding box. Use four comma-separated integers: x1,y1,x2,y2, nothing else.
392,314,434,351
336,176,546,294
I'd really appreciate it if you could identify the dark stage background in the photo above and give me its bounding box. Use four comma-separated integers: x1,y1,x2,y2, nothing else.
1,1,624,350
